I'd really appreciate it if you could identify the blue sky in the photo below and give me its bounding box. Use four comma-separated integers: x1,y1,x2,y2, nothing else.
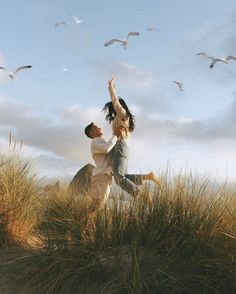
1,0,236,181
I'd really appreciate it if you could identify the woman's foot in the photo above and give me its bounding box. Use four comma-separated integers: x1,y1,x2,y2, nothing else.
145,172,161,187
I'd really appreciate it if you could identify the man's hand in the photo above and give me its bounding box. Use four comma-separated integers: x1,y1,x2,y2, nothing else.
114,127,125,137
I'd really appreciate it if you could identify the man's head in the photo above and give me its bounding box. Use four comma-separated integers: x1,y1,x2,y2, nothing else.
84,122,103,139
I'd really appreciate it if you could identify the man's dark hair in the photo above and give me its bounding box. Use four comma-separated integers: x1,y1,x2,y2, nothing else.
84,122,94,138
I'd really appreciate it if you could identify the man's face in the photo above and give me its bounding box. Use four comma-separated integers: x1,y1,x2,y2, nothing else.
90,124,103,138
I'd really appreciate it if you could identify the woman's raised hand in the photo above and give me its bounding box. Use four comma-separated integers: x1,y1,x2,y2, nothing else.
108,76,116,89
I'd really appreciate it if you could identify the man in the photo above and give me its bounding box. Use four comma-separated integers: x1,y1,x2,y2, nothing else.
84,122,119,210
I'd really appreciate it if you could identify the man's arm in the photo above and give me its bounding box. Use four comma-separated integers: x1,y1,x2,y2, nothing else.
91,135,117,154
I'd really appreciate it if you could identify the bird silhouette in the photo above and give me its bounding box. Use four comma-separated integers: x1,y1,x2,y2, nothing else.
104,32,140,49
173,81,183,91
55,21,66,27
196,52,236,68
0,65,32,79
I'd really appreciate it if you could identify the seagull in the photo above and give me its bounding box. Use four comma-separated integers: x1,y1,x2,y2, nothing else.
209,55,236,68
173,81,183,92
104,31,140,49
196,52,233,68
0,65,32,79
208,57,228,69
58,62,68,72
67,13,85,24
55,21,66,27
147,27,157,32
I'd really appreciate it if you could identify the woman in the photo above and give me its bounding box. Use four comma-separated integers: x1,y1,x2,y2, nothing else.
103,77,161,203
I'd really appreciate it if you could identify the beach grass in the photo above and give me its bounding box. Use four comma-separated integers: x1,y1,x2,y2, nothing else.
0,153,235,293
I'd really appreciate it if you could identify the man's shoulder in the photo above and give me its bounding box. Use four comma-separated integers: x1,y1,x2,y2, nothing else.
91,137,106,144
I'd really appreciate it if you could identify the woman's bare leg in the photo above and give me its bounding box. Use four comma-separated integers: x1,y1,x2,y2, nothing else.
143,172,161,187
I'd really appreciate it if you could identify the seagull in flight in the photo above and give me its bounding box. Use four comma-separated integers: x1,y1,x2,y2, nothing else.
67,13,85,24
104,32,140,49
147,27,157,32
196,52,236,68
0,65,32,79
208,57,228,69
55,21,67,27
173,81,183,92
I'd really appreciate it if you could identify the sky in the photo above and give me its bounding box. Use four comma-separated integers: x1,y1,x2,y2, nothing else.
1,0,236,182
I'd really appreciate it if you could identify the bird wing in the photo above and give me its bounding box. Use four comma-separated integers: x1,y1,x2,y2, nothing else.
173,81,183,91
126,32,140,39
0,66,8,72
104,39,124,46
207,56,215,61
71,14,81,22
13,65,32,75
73,16,80,22
147,27,157,32
55,21,66,27
225,55,236,61
215,58,228,64
196,52,208,57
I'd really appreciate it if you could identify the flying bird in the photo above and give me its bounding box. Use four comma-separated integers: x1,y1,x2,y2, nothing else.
104,31,140,49
67,13,85,24
173,81,183,92
0,65,32,79
196,52,236,68
147,27,157,32
55,21,66,27
208,57,228,69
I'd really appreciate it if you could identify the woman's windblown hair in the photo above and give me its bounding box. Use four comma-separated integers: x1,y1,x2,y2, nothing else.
103,97,135,132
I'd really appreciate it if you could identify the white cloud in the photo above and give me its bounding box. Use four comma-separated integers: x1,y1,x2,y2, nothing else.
91,59,158,91
0,90,236,180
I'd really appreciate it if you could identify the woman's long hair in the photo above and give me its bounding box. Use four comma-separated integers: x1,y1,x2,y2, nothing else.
102,97,135,132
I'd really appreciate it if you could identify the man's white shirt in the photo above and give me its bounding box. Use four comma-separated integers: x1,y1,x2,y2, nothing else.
91,135,117,177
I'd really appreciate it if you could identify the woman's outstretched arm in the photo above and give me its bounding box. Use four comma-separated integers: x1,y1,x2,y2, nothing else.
108,77,127,119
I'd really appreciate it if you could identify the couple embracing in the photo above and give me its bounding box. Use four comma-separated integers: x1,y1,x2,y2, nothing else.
84,77,161,210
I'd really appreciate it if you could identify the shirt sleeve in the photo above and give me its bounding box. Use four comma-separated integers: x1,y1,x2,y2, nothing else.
91,136,117,154
109,86,127,119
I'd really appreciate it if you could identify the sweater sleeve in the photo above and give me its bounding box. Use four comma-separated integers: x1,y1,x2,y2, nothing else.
91,136,117,154
108,85,127,119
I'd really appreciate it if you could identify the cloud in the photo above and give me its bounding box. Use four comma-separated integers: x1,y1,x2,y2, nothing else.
0,97,110,161
91,59,173,112
91,59,157,90
133,93,236,144
1,93,236,162
176,9,236,84
0,89,236,180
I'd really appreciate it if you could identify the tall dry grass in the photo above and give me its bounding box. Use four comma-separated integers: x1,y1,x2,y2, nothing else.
0,144,42,248
0,152,235,293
